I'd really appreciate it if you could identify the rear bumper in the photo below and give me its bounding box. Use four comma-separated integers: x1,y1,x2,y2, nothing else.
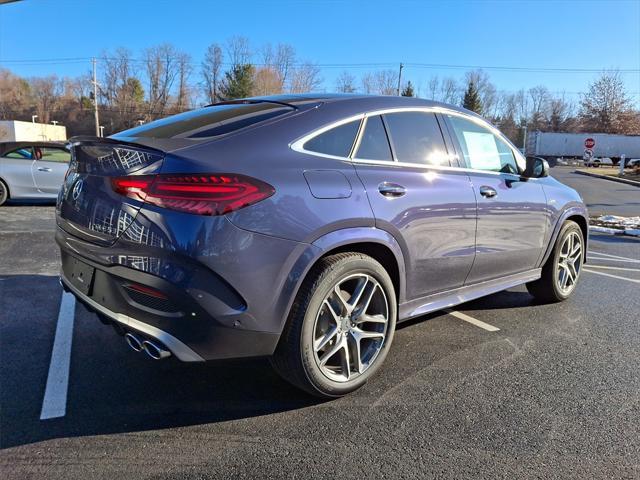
60,274,205,362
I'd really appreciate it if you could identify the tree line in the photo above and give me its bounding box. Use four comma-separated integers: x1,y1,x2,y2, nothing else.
1,36,638,142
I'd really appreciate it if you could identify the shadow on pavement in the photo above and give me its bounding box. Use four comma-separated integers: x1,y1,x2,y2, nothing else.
0,274,320,450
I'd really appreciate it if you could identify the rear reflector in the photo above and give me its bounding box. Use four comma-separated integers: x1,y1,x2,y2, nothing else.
112,174,274,216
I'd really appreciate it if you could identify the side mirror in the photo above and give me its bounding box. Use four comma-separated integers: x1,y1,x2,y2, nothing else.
523,157,549,178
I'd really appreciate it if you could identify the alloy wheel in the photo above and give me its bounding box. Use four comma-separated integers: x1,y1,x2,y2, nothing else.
557,231,582,294
312,273,389,383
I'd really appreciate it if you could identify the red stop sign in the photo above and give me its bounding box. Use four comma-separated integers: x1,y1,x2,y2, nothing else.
585,138,596,149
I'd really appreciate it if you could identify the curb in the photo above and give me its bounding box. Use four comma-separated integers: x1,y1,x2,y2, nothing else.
574,170,640,187
589,225,640,238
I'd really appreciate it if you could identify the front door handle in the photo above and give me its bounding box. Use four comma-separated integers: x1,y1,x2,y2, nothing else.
479,185,497,198
37,167,52,172
378,182,406,198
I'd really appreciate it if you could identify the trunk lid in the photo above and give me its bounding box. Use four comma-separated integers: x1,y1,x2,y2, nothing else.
56,137,165,246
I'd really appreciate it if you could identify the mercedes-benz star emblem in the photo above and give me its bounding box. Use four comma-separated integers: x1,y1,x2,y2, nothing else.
72,179,84,201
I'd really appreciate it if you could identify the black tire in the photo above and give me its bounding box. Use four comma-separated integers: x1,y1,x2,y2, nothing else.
526,220,584,303
0,180,8,206
271,253,397,398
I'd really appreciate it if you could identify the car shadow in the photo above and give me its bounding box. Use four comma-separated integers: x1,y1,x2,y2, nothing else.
0,274,322,450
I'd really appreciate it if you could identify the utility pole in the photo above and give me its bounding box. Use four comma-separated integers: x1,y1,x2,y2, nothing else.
397,63,404,96
92,58,100,137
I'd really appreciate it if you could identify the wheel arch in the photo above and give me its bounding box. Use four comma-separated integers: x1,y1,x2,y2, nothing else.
539,206,589,267
0,176,10,202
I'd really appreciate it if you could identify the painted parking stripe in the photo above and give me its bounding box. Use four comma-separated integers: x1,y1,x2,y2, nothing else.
445,309,500,332
583,268,640,284
586,265,640,273
588,251,640,263
40,291,76,420
588,257,640,264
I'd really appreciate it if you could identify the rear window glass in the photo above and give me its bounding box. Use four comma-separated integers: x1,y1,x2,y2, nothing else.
3,148,33,159
303,120,360,157
383,112,449,166
115,102,294,139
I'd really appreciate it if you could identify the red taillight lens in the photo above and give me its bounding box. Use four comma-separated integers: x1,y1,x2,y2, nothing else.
112,174,274,216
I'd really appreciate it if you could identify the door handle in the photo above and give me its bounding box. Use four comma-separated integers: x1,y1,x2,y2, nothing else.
479,186,497,198
37,167,52,172
378,182,406,198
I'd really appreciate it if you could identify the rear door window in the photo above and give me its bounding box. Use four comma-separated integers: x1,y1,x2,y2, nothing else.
354,115,393,161
303,120,360,157
383,112,450,166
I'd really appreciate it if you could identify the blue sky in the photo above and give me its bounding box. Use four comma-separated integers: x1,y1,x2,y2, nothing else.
1,0,639,104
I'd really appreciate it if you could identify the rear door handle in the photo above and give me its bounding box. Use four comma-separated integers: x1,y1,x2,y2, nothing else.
378,182,406,198
37,167,52,172
479,186,497,198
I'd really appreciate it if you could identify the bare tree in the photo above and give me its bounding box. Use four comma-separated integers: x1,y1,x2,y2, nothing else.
425,76,439,100
30,76,62,124
580,71,635,134
465,70,497,116
289,62,322,93
226,36,251,68
0,68,31,119
546,95,574,132
335,71,356,93
440,77,459,104
373,70,398,95
361,72,375,94
528,85,551,129
144,44,181,118
202,43,223,103
253,66,283,95
175,52,193,112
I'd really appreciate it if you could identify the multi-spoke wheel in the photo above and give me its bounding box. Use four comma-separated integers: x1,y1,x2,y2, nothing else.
556,230,582,294
271,253,396,398
0,180,8,206
527,220,584,302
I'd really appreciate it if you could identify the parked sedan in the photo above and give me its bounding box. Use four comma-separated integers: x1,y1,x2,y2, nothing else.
0,141,70,205
56,94,588,397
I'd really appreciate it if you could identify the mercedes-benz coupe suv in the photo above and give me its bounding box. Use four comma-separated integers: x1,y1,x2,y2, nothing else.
56,94,588,397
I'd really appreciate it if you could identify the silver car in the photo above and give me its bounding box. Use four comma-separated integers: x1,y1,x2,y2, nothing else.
0,141,70,205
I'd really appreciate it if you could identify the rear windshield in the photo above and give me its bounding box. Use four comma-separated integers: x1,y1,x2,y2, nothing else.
115,102,294,139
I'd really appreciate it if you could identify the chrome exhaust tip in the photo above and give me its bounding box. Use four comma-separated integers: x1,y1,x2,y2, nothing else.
125,333,143,352
142,340,171,360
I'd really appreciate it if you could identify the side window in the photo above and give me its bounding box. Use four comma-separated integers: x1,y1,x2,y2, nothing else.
303,120,360,157
383,112,449,166
4,148,33,160
38,147,71,163
354,115,392,161
446,115,519,174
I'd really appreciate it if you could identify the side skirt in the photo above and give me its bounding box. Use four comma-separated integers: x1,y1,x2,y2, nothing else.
399,269,541,322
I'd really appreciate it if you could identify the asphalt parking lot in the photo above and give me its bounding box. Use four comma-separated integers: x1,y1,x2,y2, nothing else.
1,167,639,479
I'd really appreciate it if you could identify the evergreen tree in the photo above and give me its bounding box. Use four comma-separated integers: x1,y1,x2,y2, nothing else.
219,64,255,100
401,81,415,97
462,80,482,114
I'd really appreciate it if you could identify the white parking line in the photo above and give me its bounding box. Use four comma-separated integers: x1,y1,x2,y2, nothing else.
586,265,640,273
588,251,640,263
583,268,640,284
588,257,640,264
444,309,500,332
40,291,76,420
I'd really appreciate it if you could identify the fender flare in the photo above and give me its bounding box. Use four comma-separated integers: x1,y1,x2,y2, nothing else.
538,204,589,267
275,227,407,334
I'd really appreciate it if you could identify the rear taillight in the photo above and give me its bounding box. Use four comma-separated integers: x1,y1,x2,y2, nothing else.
112,174,275,216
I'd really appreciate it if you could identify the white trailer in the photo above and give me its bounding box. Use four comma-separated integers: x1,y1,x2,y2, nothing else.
526,131,640,163
0,120,67,142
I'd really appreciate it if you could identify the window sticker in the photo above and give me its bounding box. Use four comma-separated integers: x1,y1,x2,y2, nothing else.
462,131,501,170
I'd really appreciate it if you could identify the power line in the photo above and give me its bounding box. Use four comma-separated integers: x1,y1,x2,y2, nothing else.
2,56,639,74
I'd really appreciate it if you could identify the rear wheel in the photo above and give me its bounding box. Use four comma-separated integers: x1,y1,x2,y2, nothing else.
271,253,396,398
527,220,584,302
0,180,8,206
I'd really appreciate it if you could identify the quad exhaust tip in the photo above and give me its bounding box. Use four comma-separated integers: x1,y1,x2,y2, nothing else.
142,340,171,360
125,332,143,352
124,333,171,359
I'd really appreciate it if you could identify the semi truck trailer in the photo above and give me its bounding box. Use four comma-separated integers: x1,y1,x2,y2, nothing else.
526,131,640,164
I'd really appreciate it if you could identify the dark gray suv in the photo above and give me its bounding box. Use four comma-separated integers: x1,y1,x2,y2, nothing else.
56,94,588,397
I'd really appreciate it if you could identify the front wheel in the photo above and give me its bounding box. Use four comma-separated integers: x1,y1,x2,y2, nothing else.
271,253,397,398
527,220,584,302
0,180,8,206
